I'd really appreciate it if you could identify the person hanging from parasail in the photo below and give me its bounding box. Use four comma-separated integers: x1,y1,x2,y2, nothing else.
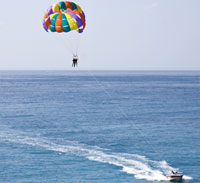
72,54,78,67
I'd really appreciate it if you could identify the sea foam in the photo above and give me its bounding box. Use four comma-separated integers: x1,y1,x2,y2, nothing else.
0,128,192,181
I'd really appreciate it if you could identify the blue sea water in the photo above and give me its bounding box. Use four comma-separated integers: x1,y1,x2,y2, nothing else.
0,71,199,183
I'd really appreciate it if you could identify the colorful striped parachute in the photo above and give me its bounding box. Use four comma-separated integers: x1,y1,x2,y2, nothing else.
43,1,86,33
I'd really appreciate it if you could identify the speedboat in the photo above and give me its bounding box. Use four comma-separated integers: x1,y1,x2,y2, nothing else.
166,172,183,182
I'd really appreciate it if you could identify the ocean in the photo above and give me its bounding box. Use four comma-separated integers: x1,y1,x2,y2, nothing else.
0,71,199,183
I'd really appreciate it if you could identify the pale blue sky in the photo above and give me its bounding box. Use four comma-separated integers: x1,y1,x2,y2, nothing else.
0,0,199,70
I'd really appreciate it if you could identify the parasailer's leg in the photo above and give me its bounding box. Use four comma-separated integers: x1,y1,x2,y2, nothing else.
72,60,75,67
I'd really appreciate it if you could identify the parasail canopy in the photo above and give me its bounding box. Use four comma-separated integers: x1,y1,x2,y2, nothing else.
43,1,86,33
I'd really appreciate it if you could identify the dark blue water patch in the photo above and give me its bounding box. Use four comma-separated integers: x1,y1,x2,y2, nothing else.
1,114,34,119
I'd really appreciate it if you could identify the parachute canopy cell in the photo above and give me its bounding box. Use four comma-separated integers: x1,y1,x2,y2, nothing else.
43,1,86,33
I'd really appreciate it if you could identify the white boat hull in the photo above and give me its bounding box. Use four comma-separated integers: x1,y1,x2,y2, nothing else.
166,175,183,182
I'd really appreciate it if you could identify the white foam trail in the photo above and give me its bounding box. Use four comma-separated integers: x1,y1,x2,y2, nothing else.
0,128,192,181
183,175,193,180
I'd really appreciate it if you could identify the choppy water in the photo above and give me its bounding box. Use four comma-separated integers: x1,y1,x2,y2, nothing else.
0,71,199,183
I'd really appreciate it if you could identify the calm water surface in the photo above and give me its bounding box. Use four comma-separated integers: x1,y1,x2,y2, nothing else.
0,71,199,183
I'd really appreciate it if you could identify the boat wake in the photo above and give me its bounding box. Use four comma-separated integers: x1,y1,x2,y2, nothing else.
0,128,192,181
